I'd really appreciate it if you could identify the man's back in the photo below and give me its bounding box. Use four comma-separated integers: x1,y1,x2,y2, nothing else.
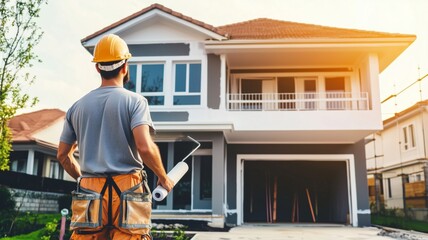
61,86,153,175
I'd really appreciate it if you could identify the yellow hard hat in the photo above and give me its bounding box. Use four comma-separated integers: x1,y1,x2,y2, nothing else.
92,34,132,63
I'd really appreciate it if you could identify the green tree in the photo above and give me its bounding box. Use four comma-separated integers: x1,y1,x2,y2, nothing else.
0,0,47,170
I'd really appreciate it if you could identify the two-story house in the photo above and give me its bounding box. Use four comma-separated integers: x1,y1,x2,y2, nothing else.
366,100,428,214
80,4,415,228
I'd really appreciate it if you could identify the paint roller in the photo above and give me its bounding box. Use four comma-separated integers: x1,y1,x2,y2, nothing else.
152,136,201,201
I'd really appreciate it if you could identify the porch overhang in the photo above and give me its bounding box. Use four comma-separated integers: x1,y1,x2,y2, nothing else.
153,123,378,144
205,37,415,72
223,129,376,144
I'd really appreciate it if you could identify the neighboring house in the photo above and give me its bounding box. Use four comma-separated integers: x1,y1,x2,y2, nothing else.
0,109,75,213
366,101,428,212
79,4,415,228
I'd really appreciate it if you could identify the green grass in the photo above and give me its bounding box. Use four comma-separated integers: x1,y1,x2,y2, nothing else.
372,215,428,233
0,213,61,240
0,229,43,240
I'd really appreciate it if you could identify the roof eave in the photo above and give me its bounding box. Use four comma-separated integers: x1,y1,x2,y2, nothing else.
205,36,416,47
81,7,227,48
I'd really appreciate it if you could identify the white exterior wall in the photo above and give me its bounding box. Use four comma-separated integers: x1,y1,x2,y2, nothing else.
382,113,426,168
366,107,428,209
365,133,384,171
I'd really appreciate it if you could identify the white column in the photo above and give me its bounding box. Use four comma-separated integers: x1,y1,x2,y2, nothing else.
318,76,326,110
26,150,34,175
367,54,380,111
209,134,225,228
219,54,226,110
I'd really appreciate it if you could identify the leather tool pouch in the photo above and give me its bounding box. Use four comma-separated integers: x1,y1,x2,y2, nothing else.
70,181,103,231
118,171,152,234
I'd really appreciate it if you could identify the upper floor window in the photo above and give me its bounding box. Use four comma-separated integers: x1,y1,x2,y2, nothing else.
126,61,202,107
402,124,416,150
141,63,165,106
174,63,201,105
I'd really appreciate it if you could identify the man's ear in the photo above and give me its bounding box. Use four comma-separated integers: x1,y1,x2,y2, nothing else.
95,63,101,73
121,63,128,74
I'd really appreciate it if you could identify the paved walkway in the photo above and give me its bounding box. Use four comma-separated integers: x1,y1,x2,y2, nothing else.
191,224,428,240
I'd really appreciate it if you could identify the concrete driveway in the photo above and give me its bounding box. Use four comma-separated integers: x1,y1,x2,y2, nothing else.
191,224,428,240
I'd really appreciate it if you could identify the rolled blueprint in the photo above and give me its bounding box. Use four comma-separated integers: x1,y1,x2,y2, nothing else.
153,161,189,201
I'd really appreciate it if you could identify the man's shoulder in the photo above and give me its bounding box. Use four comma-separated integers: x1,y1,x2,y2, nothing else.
118,89,148,102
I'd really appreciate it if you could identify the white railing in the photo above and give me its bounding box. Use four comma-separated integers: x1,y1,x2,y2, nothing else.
227,92,369,111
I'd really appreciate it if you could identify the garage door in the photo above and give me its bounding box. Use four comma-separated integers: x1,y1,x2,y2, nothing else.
243,160,349,224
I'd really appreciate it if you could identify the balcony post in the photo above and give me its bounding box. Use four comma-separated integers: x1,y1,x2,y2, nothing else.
219,54,226,110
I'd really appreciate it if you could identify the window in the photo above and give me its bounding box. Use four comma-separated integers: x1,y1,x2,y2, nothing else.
402,124,416,150
49,160,64,180
11,159,26,173
199,156,212,200
127,61,203,107
304,79,317,110
387,178,392,198
141,64,165,105
325,77,346,110
10,151,28,173
173,63,201,105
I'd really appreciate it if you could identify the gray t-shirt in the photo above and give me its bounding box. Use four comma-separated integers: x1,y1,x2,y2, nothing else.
60,86,154,176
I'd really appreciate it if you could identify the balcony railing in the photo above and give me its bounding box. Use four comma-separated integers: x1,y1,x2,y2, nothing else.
227,92,369,111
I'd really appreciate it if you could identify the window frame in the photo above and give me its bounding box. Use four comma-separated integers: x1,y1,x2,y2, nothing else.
402,123,416,151
172,61,202,106
128,56,206,109
133,62,167,106
49,159,64,180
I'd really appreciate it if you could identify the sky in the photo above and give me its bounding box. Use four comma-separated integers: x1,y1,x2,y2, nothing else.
24,0,428,119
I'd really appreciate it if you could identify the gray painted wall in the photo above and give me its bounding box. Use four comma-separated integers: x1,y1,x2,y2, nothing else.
128,43,190,56
151,112,189,122
207,54,221,109
225,142,370,227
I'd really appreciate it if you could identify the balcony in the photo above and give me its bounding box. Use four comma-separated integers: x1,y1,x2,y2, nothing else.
227,92,368,111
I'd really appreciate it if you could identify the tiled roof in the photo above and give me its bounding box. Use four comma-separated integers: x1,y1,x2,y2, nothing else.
217,18,415,40
9,109,65,142
81,4,224,43
81,4,415,43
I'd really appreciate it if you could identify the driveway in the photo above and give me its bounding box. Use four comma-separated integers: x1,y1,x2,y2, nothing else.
191,224,428,240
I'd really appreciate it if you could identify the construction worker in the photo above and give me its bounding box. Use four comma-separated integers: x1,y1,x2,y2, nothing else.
57,34,174,240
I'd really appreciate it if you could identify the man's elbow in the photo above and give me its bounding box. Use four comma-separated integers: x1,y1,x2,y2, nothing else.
137,143,156,158
57,151,66,163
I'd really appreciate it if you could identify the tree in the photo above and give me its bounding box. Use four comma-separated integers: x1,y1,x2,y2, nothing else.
0,0,47,170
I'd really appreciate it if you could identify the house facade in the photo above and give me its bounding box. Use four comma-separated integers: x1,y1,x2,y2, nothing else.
80,4,415,227
366,101,428,213
2,109,75,212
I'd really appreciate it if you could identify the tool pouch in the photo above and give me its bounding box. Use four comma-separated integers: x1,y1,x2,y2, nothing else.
118,171,152,235
70,182,103,231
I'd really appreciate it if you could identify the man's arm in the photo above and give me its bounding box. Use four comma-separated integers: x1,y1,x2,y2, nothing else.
57,142,82,180
133,124,174,192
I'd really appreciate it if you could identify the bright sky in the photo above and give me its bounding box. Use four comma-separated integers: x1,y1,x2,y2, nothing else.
26,0,428,119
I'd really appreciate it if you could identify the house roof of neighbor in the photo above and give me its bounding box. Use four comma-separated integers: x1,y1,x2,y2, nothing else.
9,109,65,142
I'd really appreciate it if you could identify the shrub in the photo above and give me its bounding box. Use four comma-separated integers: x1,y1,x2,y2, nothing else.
40,218,58,240
0,186,16,237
